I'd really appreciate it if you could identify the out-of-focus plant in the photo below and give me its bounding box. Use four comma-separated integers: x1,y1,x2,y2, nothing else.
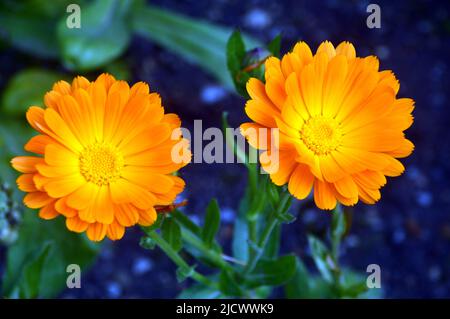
0,182,22,245
0,0,259,87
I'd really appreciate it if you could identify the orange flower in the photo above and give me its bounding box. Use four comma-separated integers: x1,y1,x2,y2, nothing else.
12,74,190,241
241,41,414,210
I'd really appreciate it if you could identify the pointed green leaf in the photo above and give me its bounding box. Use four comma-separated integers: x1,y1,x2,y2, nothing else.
226,30,252,96
201,199,220,248
161,217,182,253
245,255,297,288
232,214,249,262
20,242,52,298
267,34,282,57
284,257,311,298
308,235,334,283
132,6,260,88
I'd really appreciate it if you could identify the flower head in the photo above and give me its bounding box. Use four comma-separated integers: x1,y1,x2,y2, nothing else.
12,74,190,241
241,41,414,210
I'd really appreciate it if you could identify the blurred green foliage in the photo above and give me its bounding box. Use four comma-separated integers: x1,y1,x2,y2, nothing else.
2,211,99,298
2,69,66,115
58,0,135,70
0,183,22,245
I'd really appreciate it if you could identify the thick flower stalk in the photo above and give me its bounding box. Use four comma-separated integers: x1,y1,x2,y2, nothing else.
241,41,414,210
11,73,190,241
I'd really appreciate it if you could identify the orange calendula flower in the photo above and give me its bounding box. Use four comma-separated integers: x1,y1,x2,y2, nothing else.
11,73,190,241
241,41,414,210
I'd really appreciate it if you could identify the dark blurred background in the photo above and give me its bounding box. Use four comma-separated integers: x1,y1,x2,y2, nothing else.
1,0,449,298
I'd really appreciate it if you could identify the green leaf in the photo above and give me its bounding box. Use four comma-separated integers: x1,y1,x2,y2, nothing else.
308,235,334,283
267,34,282,57
132,5,260,88
19,242,52,298
219,270,244,297
227,31,246,74
57,0,134,70
284,257,312,298
1,69,65,115
2,212,99,298
177,284,222,299
339,270,383,298
0,1,75,58
245,255,297,288
231,214,249,263
266,182,280,208
226,30,250,96
161,217,182,253
201,199,220,248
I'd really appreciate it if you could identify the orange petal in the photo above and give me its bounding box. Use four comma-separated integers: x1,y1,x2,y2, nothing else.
334,176,358,199
288,164,314,200
336,41,356,59
39,201,59,220
44,144,78,167
122,167,174,194
66,216,89,233
44,108,83,152
24,192,53,209
106,220,125,241
66,182,98,210
11,156,43,173
55,197,77,218
86,222,107,241
110,179,156,209
138,207,157,226
17,174,38,192
313,180,337,210
114,204,140,227
44,175,85,198
24,135,54,155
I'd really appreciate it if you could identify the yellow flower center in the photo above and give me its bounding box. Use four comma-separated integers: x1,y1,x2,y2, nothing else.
301,116,343,155
79,143,124,186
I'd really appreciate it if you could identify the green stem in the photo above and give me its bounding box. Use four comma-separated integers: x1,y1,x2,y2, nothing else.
146,231,217,289
180,228,235,272
243,190,292,275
